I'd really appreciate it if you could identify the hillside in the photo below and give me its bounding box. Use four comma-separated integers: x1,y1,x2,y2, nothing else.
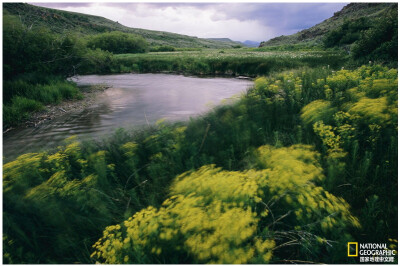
260,3,397,47
3,3,242,48
207,38,239,43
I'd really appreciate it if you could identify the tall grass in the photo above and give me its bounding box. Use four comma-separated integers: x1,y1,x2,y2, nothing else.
101,49,347,76
3,79,82,128
3,97,44,126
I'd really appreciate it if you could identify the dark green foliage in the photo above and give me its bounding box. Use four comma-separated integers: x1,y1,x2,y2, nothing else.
351,8,398,66
3,15,85,80
111,51,346,76
256,43,325,51
3,14,85,127
87,31,149,54
3,79,82,128
321,6,398,67
150,45,176,52
323,18,372,48
79,48,115,74
3,97,44,126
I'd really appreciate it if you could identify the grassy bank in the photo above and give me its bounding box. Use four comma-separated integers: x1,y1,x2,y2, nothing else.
3,78,82,129
107,49,347,76
4,65,397,264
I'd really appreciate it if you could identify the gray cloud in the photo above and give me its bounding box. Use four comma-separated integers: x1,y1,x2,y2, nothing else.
32,2,94,8
209,3,348,32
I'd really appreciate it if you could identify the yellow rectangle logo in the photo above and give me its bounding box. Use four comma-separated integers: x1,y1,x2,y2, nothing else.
348,242,358,257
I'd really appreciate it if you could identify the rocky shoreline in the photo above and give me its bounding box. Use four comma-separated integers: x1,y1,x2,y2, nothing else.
3,84,111,134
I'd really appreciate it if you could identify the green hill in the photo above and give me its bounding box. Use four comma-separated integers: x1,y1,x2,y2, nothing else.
3,3,242,48
260,3,397,47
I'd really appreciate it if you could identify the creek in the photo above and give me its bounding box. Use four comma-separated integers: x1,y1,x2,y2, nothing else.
3,73,252,161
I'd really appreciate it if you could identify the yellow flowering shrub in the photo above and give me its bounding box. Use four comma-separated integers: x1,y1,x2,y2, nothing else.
255,145,358,230
3,152,46,194
120,142,138,158
301,100,336,125
312,121,347,160
91,145,359,264
92,166,275,264
301,66,397,156
349,97,392,125
326,69,359,92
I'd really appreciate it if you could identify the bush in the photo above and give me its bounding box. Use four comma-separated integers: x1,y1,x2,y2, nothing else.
323,18,372,48
150,45,176,52
79,48,115,74
351,8,397,65
3,15,85,79
87,31,148,54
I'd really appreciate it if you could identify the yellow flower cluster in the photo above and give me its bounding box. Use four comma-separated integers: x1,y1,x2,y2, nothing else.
92,165,275,264
301,65,397,158
349,97,392,125
120,142,138,158
3,152,44,193
313,121,344,154
254,72,303,102
91,145,359,264
301,100,336,125
256,145,358,229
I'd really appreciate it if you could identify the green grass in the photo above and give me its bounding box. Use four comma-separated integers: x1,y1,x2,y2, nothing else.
105,49,347,76
3,97,44,126
3,79,82,128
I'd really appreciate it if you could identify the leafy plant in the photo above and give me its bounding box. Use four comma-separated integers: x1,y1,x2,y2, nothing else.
87,31,149,54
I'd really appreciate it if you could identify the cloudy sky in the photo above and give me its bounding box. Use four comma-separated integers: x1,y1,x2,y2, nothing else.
32,2,348,42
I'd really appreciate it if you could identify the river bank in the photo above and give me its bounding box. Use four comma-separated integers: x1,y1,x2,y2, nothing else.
3,84,111,134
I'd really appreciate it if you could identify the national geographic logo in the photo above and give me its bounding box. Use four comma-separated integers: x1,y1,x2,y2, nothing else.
347,242,397,263
348,242,358,257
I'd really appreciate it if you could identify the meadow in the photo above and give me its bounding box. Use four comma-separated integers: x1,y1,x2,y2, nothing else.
110,48,347,76
4,65,398,263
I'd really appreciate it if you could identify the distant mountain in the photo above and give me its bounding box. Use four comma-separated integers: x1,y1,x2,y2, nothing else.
206,38,243,46
241,40,260,47
3,3,242,49
260,3,397,47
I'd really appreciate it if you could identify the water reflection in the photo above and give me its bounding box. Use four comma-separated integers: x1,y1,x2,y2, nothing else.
3,73,252,161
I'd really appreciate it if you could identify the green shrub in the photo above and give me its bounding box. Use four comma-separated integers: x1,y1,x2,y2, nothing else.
87,31,148,54
323,18,372,48
3,14,85,79
150,45,176,52
351,8,397,65
79,48,114,74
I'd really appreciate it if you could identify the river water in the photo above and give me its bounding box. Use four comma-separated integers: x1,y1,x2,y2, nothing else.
3,73,252,161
